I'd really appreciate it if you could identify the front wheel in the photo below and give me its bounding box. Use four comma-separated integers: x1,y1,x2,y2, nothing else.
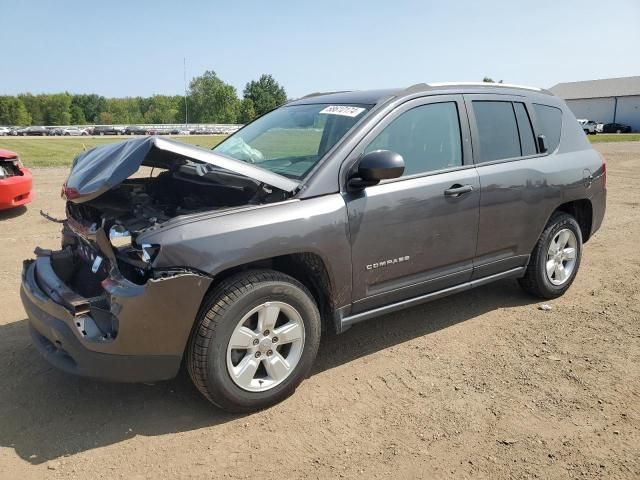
519,212,583,299
187,270,321,412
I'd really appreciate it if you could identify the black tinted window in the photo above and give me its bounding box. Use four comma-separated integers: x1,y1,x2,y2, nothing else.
533,104,562,152
513,102,537,156
472,101,520,162
365,102,462,176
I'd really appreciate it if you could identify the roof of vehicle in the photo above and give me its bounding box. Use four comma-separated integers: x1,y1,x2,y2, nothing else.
288,89,401,106
289,82,552,106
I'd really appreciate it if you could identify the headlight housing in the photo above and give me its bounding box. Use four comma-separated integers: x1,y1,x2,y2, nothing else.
139,243,161,263
108,224,131,248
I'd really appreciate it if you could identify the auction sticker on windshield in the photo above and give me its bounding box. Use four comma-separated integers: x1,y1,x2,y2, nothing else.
319,105,366,117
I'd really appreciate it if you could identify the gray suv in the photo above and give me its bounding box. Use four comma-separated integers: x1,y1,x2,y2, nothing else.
21,83,606,412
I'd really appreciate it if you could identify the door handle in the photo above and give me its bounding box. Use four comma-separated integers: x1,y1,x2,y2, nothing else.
444,184,474,197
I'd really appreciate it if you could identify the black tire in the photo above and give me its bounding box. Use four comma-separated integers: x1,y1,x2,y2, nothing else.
519,212,583,299
186,270,321,412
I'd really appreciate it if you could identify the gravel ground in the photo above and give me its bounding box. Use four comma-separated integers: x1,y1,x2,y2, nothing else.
0,142,638,479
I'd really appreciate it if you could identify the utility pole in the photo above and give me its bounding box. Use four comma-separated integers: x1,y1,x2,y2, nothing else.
183,57,189,128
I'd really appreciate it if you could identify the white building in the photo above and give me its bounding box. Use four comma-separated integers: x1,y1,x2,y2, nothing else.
550,76,640,132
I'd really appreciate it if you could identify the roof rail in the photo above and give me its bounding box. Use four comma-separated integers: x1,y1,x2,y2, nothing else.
404,82,550,95
428,81,542,91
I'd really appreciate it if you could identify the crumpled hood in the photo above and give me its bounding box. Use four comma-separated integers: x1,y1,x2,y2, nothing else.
64,136,299,203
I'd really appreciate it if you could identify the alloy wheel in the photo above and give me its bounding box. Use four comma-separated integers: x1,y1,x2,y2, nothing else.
545,228,578,286
226,301,305,392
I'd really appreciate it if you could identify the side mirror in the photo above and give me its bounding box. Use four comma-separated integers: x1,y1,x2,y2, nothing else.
537,134,548,154
348,150,405,189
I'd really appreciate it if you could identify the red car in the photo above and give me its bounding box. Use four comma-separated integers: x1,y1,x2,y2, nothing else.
0,149,33,210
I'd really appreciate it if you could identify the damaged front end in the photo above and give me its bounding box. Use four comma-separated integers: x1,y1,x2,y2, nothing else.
21,137,297,382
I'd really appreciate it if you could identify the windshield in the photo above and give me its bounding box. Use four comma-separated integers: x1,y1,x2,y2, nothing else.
212,103,372,179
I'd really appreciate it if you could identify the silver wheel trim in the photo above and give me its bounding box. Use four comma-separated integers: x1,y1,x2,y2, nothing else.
226,301,305,392
546,228,578,286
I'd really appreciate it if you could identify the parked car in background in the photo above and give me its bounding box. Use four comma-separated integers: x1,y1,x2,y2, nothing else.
602,122,632,134
93,125,122,136
191,127,215,135
48,127,64,136
169,128,191,135
146,128,171,135
18,126,49,136
0,149,33,210
124,125,147,135
0,127,11,136
577,119,597,135
20,83,606,412
63,127,87,136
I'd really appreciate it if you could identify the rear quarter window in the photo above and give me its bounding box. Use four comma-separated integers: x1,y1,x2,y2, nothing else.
533,104,562,152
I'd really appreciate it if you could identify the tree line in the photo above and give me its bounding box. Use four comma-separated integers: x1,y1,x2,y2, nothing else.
0,72,287,126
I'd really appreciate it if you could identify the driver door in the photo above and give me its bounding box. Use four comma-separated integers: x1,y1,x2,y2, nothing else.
343,96,480,313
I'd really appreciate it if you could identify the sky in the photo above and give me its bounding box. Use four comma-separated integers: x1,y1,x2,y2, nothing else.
1,0,639,99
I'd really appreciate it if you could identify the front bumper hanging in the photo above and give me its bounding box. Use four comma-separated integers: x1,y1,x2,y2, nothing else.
21,249,212,383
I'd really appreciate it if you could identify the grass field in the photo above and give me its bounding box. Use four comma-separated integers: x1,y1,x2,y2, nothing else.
1,131,637,168
588,133,640,143
0,135,227,167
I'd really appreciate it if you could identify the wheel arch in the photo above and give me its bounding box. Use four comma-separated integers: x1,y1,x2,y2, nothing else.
553,199,594,243
205,252,336,333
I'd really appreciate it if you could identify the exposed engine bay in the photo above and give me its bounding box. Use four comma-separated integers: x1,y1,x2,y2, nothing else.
0,158,22,178
51,136,298,288
67,162,288,238
63,160,290,287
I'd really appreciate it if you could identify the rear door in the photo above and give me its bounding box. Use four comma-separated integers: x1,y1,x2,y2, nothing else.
343,95,480,313
465,94,560,278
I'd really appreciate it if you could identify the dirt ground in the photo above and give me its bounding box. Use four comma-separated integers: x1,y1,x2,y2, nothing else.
0,142,638,479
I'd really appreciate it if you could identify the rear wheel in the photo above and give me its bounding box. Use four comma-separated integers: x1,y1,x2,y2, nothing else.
187,270,321,412
519,212,583,299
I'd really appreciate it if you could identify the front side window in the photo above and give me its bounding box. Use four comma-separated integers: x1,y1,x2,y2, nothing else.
213,103,372,179
364,102,462,176
533,103,562,152
472,101,521,162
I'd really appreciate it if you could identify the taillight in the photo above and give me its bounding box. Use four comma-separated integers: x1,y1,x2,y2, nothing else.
597,151,607,188
61,185,80,200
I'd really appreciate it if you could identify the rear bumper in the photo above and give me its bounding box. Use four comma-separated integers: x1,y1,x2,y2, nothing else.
21,250,211,383
590,187,606,238
0,169,33,210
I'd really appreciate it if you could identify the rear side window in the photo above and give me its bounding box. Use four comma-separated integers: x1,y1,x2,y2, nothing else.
533,104,562,152
472,101,521,162
513,102,537,156
365,102,462,176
